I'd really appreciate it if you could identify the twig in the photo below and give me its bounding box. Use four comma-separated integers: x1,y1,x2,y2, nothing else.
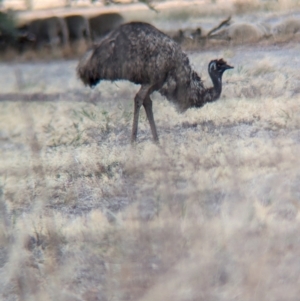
138,0,158,13
206,16,231,37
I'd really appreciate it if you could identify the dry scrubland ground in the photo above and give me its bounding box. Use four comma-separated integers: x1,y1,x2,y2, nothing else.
1,8,300,301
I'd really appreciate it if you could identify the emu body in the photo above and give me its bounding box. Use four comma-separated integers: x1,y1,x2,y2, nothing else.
77,22,233,143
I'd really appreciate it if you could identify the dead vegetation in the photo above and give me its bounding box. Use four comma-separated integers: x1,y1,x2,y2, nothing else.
167,14,300,50
1,36,300,300
1,1,300,300
2,1,300,61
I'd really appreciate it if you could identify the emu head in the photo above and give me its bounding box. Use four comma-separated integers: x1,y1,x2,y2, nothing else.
206,58,233,99
208,58,233,81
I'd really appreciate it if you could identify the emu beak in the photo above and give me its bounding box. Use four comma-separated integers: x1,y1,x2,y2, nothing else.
223,64,234,71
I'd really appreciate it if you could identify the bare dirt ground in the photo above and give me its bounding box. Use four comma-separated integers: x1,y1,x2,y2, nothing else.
1,2,300,301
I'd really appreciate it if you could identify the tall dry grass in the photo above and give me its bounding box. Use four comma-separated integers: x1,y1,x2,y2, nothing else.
1,92,300,300
1,9,300,301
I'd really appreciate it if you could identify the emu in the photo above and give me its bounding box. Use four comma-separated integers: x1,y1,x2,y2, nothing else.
77,22,233,143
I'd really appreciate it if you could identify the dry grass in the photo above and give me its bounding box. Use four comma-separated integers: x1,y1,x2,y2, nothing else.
233,0,300,13
1,6,300,301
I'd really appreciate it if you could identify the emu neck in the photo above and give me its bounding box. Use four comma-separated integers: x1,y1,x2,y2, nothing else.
192,72,223,109
210,73,222,100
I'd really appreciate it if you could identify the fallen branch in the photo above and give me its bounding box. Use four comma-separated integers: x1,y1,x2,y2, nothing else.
206,16,231,37
138,0,158,13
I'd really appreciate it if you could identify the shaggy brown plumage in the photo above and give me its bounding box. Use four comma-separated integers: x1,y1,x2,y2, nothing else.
77,22,233,143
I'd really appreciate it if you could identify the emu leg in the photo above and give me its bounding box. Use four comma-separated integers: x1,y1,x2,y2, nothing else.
143,95,159,142
131,85,152,143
